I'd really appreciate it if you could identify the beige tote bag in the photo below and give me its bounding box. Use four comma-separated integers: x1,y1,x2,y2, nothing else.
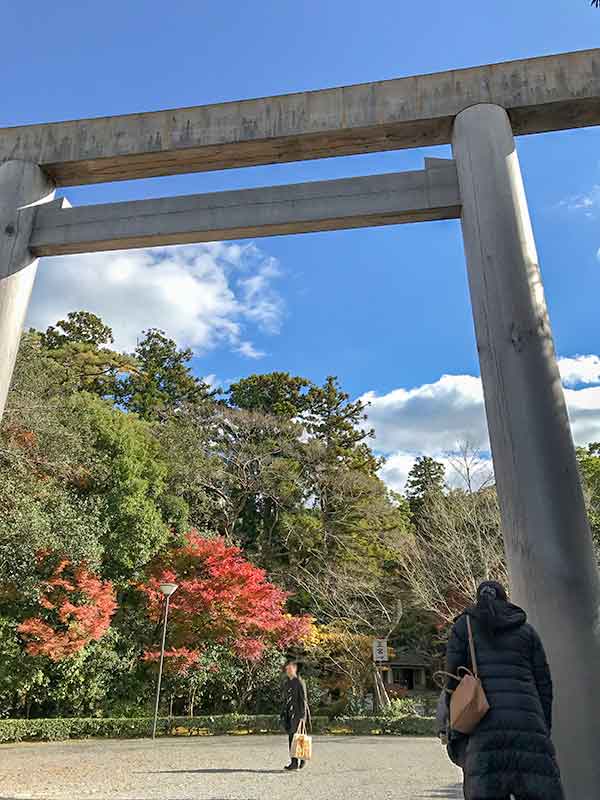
291,718,312,761
449,616,490,734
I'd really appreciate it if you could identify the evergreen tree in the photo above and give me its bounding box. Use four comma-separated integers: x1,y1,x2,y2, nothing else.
76,394,185,583
42,311,114,349
118,329,213,420
304,376,380,473
228,372,310,417
39,311,132,400
405,455,446,516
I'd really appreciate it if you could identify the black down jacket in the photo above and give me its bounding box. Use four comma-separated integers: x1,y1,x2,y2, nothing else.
446,603,564,800
281,676,308,735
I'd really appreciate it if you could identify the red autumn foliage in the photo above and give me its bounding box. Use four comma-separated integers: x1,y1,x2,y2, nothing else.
141,531,311,670
142,647,200,675
15,429,37,449
17,555,116,661
4,424,37,450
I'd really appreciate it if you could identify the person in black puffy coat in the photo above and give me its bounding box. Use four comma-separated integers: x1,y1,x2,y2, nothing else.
280,659,308,771
445,581,564,800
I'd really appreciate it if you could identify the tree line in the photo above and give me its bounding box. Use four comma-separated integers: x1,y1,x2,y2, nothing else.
1,311,598,719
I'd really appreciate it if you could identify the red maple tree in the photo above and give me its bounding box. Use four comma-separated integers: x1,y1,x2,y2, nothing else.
141,531,311,671
17,554,117,661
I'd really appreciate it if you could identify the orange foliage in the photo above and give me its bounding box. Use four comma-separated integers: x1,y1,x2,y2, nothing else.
17,555,116,661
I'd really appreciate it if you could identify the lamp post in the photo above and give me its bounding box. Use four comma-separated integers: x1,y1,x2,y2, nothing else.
152,582,178,740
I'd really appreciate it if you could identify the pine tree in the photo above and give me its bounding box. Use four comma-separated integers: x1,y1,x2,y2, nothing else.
228,372,310,418
40,311,133,400
405,456,446,516
118,329,213,420
304,376,379,472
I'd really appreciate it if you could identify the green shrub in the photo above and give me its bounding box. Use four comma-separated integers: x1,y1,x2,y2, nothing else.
0,717,158,743
382,696,420,718
326,715,435,736
0,714,435,744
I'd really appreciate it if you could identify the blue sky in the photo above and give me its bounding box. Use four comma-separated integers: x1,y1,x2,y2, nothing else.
3,0,600,488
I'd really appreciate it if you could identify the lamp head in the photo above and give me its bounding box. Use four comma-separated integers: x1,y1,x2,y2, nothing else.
159,582,178,597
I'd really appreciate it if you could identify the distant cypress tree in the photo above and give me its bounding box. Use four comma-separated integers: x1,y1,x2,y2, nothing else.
405,455,446,517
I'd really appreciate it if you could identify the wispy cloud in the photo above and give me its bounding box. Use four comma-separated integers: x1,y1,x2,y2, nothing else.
30,243,284,358
559,185,600,218
236,252,285,335
235,341,266,359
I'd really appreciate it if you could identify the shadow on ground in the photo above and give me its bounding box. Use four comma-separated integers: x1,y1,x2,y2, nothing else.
147,767,284,775
418,784,463,799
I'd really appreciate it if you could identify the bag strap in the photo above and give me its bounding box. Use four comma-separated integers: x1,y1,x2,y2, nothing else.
433,669,474,693
466,615,479,678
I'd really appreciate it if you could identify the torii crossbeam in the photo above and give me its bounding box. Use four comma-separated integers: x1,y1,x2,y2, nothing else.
1,49,600,798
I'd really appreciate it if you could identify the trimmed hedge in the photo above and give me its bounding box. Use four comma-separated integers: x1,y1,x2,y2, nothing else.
0,714,436,744
324,716,436,737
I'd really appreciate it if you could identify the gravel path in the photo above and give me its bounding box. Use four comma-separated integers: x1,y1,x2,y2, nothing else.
0,735,463,800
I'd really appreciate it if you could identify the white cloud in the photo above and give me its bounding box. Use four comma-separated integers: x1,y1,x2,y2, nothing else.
235,341,266,359
558,185,600,257
28,243,283,358
560,185,600,218
368,357,600,492
378,452,421,494
557,354,600,386
379,451,489,495
564,385,600,446
361,374,486,456
236,255,284,335
202,374,220,391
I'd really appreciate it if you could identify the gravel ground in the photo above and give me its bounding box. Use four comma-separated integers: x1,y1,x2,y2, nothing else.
0,735,463,800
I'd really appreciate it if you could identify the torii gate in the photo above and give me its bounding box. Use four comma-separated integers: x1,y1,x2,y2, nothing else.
1,49,600,797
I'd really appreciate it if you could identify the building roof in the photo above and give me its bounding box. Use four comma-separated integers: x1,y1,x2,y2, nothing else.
388,651,430,668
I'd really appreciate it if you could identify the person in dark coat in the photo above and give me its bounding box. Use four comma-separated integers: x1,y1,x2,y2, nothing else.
280,659,308,771
445,581,564,800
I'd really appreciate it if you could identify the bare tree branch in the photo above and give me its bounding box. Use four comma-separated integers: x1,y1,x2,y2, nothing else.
400,486,507,624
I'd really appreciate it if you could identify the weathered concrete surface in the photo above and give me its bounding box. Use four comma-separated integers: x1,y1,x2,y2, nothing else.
453,103,600,800
0,735,462,799
29,160,460,255
0,161,55,419
1,49,599,186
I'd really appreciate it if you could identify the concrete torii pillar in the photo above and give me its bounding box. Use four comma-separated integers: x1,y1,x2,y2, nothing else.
452,103,600,798
0,161,55,418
